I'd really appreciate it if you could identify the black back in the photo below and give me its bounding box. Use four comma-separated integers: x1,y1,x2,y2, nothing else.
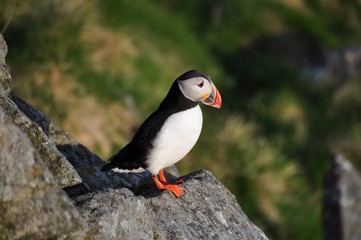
100,77,198,172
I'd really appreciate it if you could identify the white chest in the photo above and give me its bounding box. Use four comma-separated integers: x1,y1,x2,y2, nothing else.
146,105,203,175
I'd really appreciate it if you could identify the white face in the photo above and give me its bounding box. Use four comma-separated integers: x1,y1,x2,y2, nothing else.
177,77,212,102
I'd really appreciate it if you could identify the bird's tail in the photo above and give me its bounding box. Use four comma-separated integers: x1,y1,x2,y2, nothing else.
100,153,119,171
100,162,115,172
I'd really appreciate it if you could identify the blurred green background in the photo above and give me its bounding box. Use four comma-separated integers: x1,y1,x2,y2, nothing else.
2,0,361,239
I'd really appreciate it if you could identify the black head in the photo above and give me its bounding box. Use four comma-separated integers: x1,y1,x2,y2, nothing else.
176,69,222,109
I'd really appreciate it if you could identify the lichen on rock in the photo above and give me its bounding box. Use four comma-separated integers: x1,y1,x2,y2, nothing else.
0,35,11,96
0,109,83,239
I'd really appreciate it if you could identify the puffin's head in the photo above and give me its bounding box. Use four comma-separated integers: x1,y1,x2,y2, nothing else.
177,70,222,109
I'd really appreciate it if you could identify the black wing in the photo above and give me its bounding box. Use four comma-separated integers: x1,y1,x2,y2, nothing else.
100,109,170,172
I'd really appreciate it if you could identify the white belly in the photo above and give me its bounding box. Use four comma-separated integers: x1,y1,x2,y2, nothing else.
146,105,203,175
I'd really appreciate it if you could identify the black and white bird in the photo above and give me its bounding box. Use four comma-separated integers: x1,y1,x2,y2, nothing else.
101,70,222,197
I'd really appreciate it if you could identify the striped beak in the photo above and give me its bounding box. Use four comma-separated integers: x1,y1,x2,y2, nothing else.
201,82,222,109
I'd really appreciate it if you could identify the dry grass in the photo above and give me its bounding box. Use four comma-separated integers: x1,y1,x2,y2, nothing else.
12,61,139,157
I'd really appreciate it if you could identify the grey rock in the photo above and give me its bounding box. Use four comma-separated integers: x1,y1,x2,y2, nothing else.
0,109,83,239
242,32,361,84
324,46,361,83
0,92,82,188
323,155,361,240
0,35,11,96
61,170,268,240
303,46,361,83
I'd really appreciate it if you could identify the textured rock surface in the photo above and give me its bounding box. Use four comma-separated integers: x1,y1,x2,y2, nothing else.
0,35,11,95
0,93,82,188
323,155,361,240
0,109,83,239
324,46,361,83
61,170,268,240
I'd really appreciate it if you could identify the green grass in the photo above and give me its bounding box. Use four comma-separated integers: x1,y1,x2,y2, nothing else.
97,0,220,73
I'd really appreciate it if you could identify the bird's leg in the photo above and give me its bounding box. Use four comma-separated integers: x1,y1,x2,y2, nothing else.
159,169,184,185
152,175,184,198
158,169,167,183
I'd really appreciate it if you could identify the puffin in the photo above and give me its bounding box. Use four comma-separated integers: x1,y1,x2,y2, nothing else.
101,70,222,197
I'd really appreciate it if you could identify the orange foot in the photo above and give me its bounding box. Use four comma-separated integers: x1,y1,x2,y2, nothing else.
158,169,184,184
153,169,184,198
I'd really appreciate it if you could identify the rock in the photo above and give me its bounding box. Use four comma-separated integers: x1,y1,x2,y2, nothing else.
324,46,361,84
0,92,83,188
0,35,11,96
300,45,361,83
0,109,83,239
60,170,268,240
237,32,361,84
322,155,361,240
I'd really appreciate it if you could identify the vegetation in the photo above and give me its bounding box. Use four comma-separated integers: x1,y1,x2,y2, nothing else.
2,0,361,239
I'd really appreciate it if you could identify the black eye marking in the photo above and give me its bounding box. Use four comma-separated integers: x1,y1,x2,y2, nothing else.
197,81,204,88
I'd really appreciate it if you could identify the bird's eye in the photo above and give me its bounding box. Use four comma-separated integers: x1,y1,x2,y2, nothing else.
197,81,204,88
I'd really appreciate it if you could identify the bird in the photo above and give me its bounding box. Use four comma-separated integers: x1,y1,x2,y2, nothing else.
101,70,222,197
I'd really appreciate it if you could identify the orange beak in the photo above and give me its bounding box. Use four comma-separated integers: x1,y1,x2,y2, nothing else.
202,83,222,109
